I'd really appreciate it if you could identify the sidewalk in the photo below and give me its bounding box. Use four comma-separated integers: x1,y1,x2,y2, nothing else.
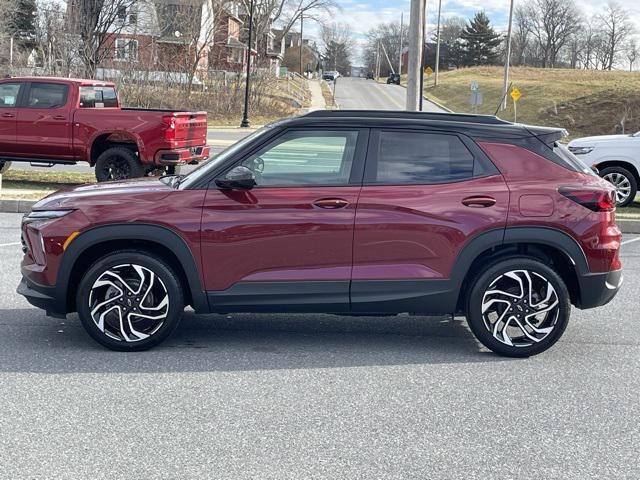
306,80,326,112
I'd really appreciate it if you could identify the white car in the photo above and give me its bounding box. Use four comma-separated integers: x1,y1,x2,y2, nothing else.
568,132,640,207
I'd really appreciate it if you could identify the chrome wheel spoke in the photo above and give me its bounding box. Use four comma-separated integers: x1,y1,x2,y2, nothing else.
89,264,169,343
480,269,560,348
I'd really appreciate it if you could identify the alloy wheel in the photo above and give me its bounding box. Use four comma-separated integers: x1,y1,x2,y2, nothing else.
603,172,632,205
102,157,131,180
481,270,560,348
88,264,169,343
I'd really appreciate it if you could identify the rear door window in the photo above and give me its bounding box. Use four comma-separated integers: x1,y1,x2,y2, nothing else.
367,130,476,184
79,86,118,108
25,83,68,108
0,83,22,107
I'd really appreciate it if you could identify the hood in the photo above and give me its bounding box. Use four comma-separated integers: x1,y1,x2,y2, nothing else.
569,134,632,146
33,177,173,210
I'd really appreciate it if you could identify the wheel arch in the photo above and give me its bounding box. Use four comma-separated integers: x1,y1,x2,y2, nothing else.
89,132,142,166
56,224,208,314
595,160,640,182
453,227,588,312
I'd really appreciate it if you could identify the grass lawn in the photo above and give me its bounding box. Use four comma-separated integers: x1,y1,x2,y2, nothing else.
425,66,640,139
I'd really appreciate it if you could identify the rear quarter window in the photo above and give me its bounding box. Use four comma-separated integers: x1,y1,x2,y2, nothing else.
79,86,118,108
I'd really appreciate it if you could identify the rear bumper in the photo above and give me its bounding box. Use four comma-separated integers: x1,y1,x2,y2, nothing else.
154,146,210,166
576,269,623,309
17,277,66,318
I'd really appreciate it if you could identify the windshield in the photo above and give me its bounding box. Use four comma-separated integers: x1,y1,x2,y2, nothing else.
554,142,597,176
179,126,272,189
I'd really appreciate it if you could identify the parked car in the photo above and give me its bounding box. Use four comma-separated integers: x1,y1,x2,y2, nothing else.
387,73,401,85
0,77,210,182
568,132,640,207
322,71,339,81
366,72,375,80
18,111,622,357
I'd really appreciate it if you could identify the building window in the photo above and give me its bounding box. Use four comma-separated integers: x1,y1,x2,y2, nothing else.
116,6,127,21
115,38,139,62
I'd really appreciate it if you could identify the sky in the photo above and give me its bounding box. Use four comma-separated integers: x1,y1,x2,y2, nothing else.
306,0,640,65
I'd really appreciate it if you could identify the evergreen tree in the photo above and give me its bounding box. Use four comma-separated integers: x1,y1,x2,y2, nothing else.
460,12,502,66
9,0,37,41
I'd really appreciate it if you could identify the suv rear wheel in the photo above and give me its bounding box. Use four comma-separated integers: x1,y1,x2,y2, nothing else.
76,251,184,351
95,147,145,182
599,166,637,207
466,258,571,357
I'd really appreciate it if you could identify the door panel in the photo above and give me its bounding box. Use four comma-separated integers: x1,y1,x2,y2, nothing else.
16,82,72,160
200,128,367,311
0,82,22,155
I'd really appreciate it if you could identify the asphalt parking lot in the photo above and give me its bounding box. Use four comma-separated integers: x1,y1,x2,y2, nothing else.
1,211,639,479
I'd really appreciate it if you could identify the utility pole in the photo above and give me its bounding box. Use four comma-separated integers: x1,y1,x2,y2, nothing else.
434,0,442,86
502,0,515,110
419,0,427,111
406,0,426,111
299,13,304,77
376,41,381,79
399,12,404,76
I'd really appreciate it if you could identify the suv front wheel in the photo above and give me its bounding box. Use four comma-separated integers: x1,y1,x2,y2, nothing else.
76,251,184,351
466,258,571,357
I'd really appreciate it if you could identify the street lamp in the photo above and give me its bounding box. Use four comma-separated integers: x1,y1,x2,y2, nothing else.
240,0,255,128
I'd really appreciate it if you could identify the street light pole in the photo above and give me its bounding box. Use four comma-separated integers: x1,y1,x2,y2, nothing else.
406,0,425,111
502,0,515,111
398,12,404,76
240,0,255,128
419,0,428,111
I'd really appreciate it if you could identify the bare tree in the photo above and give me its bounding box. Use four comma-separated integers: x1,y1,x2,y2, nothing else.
597,1,635,70
68,0,139,78
363,21,409,76
528,0,582,68
321,23,353,74
512,5,531,66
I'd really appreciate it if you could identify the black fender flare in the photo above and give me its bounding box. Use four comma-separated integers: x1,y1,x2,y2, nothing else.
56,224,208,313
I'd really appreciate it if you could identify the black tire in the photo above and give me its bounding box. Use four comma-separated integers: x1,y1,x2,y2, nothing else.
0,160,11,174
76,250,184,351
95,146,145,182
466,258,571,358
599,166,637,207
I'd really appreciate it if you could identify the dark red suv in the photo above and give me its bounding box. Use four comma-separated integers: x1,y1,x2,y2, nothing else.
18,111,623,356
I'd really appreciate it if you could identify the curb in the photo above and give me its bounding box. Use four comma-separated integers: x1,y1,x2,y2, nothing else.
0,199,37,214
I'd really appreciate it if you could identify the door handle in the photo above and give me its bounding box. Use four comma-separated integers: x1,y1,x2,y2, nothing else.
53,115,66,120
462,196,497,208
1,113,14,118
313,198,349,209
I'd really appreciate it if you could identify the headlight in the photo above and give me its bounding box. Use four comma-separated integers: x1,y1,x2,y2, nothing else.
568,146,594,155
22,210,74,224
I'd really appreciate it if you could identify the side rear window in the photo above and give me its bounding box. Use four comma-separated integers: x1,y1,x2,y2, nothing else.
79,86,118,108
368,130,476,184
0,83,21,107
517,136,595,175
25,83,68,108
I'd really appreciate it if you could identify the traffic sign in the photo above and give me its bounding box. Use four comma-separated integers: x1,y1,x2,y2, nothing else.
424,66,433,76
510,87,522,102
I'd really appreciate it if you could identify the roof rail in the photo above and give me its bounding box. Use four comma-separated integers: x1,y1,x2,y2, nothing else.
303,109,511,125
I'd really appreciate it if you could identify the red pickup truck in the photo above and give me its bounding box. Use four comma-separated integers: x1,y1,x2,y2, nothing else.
0,77,209,181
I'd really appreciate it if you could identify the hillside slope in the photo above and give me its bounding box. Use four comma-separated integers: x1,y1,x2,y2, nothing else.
425,67,640,139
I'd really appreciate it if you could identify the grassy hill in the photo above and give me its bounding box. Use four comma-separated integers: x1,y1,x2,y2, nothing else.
425,66,640,139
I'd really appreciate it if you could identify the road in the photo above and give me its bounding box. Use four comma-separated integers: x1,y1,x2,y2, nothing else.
10,78,444,176
1,211,639,479
333,77,445,112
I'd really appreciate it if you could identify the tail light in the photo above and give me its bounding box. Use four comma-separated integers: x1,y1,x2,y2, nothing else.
559,187,616,212
162,115,176,142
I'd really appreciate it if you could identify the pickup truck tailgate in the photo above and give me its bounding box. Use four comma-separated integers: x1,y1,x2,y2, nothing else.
167,112,208,148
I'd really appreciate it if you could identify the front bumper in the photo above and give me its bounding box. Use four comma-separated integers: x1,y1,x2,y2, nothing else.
17,277,66,318
155,146,210,166
576,269,623,309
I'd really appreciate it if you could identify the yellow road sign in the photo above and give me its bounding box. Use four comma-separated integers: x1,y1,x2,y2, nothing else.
424,66,433,76
510,87,522,102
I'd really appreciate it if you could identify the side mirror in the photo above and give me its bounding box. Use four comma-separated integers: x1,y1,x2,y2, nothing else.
215,165,257,190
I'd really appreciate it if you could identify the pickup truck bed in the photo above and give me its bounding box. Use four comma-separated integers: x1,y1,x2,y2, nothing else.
0,77,210,181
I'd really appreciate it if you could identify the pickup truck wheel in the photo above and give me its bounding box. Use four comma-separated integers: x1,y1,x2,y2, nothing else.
600,166,637,207
95,147,145,182
0,160,11,174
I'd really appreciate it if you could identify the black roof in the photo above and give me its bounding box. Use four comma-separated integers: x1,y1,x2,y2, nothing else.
278,110,566,142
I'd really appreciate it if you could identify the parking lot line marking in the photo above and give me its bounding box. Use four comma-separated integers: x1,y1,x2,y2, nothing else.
0,242,20,247
621,237,640,246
